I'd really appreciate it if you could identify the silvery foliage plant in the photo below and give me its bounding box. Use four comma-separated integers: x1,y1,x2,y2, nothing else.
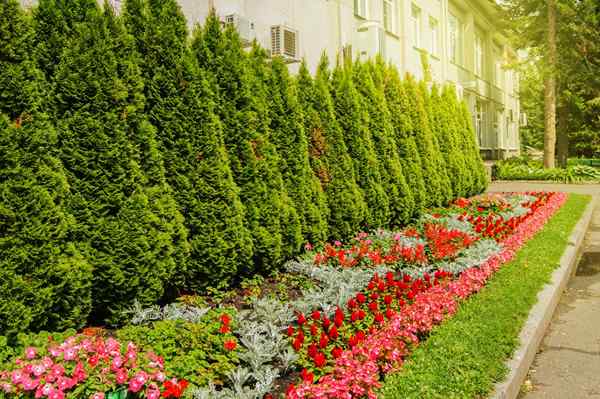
123,300,210,325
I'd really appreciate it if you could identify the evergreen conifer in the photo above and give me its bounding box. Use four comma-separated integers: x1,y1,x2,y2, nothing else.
331,63,389,229
52,5,187,324
382,66,427,215
193,13,302,273
296,57,367,238
0,0,92,338
458,100,489,194
266,57,329,243
123,0,252,289
355,61,415,225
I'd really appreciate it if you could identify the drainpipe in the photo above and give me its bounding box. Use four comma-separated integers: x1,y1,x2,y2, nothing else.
336,0,343,57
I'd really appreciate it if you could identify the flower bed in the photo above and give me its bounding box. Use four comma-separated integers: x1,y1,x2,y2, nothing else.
0,192,566,399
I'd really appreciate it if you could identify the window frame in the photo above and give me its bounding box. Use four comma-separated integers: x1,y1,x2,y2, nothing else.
354,0,369,19
474,32,483,77
411,4,422,49
448,13,462,65
383,0,398,35
429,16,439,56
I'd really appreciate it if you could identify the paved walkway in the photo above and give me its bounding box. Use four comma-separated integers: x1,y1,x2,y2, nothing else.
488,181,600,399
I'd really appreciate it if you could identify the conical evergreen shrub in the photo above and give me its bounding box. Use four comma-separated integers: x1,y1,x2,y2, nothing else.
123,0,252,290
0,0,92,338
416,81,453,205
33,0,98,81
297,57,367,238
193,12,302,273
382,66,426,216
331,63,389,229
52,5,188,324
355,61,415,226
266,57,329,243
403,76,449,208
433,85,469,197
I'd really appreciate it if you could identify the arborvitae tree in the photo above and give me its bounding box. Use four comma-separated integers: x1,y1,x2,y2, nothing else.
52,5,188,324
434,85,469,197
403,76,448,208
0,0,92,338
193,13,302,273
355,61,415,226
418,81,453,205
33,0,98,81
458,100,489,194
123,0,252,290
331,63,389,229
266,57,329,243
382,66,426,216
297,57,367,238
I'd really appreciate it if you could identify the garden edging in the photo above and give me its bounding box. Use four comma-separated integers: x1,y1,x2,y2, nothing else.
491,195,598,399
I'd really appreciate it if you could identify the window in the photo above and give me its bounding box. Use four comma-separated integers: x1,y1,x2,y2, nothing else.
448,13,462,64
355,0,368,19
475,100,487,145
411,5,421,48
383,0,397,34
475,32,483,76
429,17,438,56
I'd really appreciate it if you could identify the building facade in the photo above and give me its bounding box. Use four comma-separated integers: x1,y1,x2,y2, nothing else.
21,0,521,159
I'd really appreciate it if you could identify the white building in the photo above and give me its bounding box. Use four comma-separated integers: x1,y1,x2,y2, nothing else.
22,0,522,159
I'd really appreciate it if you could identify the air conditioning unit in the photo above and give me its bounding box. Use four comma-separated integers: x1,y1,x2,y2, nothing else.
221,14,255,46
356,22,385,61
271,25,300,62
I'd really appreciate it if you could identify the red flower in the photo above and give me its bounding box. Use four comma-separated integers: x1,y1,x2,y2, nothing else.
319,333,329,348
223,339,237,351
334,307,344,327
292,337,303,351
300,369,314,383
383,295,392,305
307,343,318,358
351,311,360,322
220,314,231,325
219,324,230,334
331,347,343,359
328,326,338,339
368,302,378,312
310,324,318,336
374,313,384,323
322,318,331,329
287,326,294,337
314,352,327,368
377,281,386,291
311,310,321,321
297,313,306,325
356,293,366,304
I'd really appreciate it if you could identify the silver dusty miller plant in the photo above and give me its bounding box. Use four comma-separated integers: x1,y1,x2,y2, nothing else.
123,300,210,325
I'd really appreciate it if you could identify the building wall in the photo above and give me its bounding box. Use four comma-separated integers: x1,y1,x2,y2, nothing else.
20,0,520,158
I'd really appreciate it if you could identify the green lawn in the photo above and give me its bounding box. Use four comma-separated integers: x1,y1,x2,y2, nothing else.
380,194,591,399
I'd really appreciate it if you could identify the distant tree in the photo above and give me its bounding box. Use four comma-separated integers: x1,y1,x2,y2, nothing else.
266,57,329,243
331,62,389,229
193,12,302,273
53,5,188,324
355,61,415,225
382,65,426,216
0,0,92,338
297,57,367,238
123,0,253,289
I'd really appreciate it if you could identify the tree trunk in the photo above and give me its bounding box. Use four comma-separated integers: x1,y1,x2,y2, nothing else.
543,0,557,169
556,104,569,167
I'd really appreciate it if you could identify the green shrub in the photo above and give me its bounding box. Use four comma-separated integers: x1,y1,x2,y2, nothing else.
0,0,92,339
457,100,488,194
52,6,188,325
194,13,302,273
266,57,330,243
116,314,239,388
123,0,252,290
297,57,368,238
357,61,415,226
331,63,389,229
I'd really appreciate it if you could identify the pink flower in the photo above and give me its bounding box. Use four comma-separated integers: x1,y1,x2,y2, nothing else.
25,347,37,359
154,371,166,382
146,383,160,399
49,389,65,399
63,348,77,361
11,370,24,384
111,355,123,370
115,368,128,384
22,377,39,391
31,364,47,377
90,393,105,399
334,240,342,247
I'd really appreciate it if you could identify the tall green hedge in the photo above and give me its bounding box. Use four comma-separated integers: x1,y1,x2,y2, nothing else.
266,57,330,243
297,57,368,238
0,0,92,339
355,61,415,226
193,13,302,274
331,63,389,229
52,6,188,324
123,0,252,290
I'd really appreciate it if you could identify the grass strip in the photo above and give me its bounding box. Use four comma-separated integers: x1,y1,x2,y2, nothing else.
380,193,591,399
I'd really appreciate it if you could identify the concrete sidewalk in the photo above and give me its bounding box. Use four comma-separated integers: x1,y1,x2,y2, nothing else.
488,181,600,399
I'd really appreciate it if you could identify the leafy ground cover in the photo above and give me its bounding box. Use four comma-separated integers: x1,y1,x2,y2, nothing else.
0,191,575,399
379,193,589,398
495,157,600,183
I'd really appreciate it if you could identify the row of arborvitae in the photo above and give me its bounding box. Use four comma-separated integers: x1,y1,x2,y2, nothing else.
0,0,487,336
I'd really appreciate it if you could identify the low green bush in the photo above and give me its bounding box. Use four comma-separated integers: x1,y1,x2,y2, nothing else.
495,158,600,183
